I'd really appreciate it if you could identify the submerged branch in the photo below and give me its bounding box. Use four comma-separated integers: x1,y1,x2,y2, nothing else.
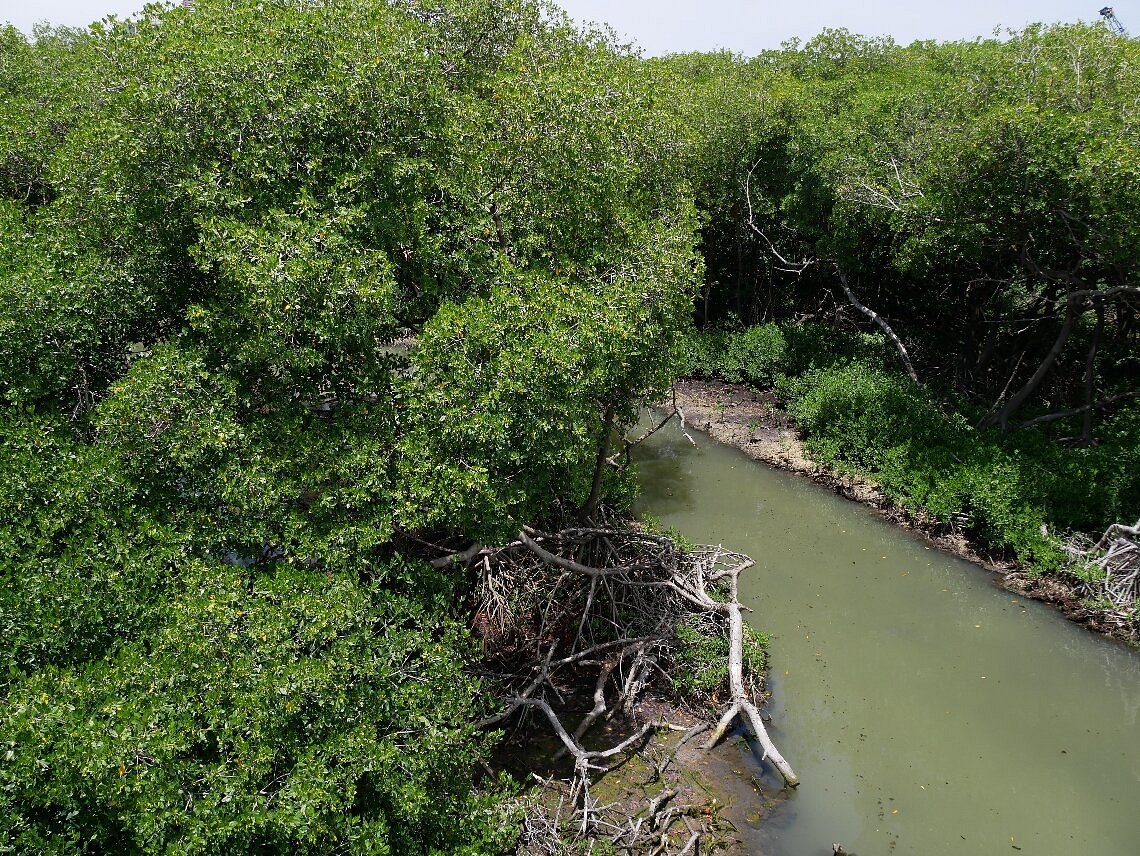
613,386,697,470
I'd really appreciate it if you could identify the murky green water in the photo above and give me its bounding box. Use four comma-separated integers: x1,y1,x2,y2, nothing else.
634,422,1140,856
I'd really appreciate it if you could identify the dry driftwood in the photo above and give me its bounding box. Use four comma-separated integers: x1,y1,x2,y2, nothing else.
1065,517,1140,628
435,524,798,853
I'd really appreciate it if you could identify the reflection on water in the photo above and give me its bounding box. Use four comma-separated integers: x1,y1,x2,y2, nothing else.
634,420,1140,856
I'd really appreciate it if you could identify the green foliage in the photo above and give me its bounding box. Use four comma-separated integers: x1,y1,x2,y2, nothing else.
0,412,185,680
673,618,768,700
660,25,1140,572
0,1,700,850
657,25,1140,428
2,562,515,855
401,204,700,541
682,321,890,384
779,362,1055,561
777,323,890,376
776,359,1140,568
681,324,787,386
779,362,962,472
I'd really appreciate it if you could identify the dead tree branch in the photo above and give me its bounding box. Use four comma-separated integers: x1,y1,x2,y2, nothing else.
838,153,927,213
835,267,919,383
612,387,696,469
745,159,814,275
449,524,798,852
1065,518,1140,629
1012,391,1139,430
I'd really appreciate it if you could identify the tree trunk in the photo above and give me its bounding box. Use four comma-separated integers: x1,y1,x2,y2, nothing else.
1081,303,1105,444
972,321,999,393
579,402,616,523
985,297,1081,429
835,268,919,383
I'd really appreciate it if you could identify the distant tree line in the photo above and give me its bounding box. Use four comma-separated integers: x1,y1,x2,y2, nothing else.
656,24,1139,434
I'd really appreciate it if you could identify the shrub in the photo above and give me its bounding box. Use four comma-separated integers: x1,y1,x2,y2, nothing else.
778,324,889,376
777,361,1066,566
778,362,961,470
681,324,786,385
682,322,889,386
673,617,769,699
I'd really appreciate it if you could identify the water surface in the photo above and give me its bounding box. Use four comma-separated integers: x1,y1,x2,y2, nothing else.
635,423,1140,856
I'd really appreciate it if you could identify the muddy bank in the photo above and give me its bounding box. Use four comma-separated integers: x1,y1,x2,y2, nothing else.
666,377,1138,646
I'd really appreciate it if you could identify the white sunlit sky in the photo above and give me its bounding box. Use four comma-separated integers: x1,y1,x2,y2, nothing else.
2,1,1133,54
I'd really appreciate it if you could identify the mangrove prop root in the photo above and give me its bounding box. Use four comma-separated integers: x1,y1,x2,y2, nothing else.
447,525,799,852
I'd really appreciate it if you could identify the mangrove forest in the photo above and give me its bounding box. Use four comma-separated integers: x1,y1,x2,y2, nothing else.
1,1,1137,853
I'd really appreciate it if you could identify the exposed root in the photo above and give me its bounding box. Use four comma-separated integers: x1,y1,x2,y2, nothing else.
440,524,798,853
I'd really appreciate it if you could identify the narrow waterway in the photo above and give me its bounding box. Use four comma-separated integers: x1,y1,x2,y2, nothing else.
634,422,1140,856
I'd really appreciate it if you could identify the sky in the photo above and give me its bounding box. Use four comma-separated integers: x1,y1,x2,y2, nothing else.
3,1,1132,54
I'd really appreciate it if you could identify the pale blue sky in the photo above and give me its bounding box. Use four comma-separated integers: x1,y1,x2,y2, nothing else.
3,1,1132,53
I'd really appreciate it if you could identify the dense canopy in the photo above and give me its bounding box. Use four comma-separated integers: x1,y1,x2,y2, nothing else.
0,1,698,851
2,2,1138,852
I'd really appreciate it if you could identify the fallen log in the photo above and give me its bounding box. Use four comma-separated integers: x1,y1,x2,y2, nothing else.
685,552,800,788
